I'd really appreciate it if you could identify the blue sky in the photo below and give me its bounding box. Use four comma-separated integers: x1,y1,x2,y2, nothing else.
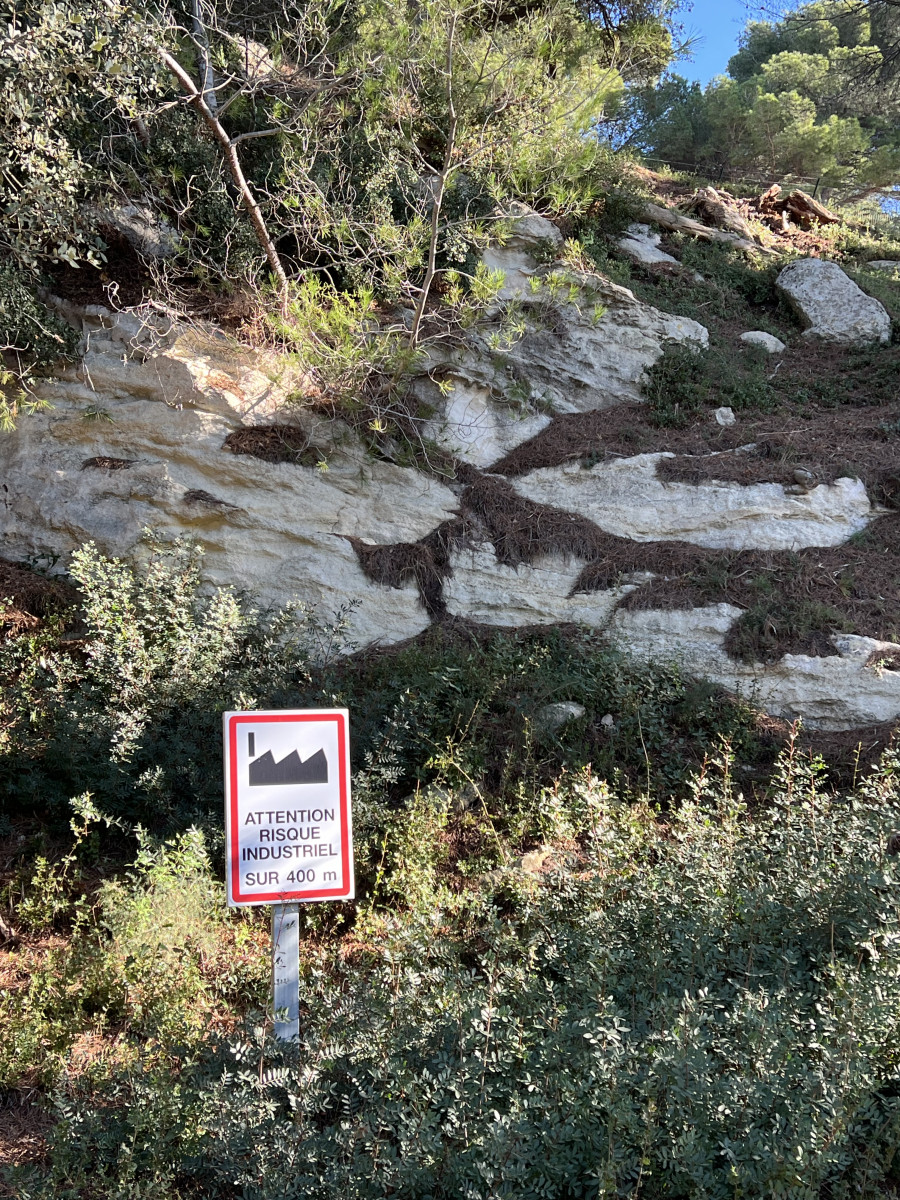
675,0,752,83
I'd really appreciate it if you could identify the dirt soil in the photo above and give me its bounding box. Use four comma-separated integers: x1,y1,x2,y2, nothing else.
0,1097,52,1183
0,560,74,636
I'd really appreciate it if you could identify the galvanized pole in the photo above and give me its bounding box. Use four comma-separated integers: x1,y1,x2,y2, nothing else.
272,903,300,1041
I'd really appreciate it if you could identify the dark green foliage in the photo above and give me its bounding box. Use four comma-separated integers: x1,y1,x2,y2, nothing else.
131,109,262,286
0,538,329,827
642,340,777,427
0,539,763,835
13,752,900,1199
0,261,81,373
627,0,900,184
5,543,900,1199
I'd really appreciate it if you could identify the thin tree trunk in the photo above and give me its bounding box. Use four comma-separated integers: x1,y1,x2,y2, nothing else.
409,13,458,348
191,0,218,117
160,49,290,304
409,119,456,348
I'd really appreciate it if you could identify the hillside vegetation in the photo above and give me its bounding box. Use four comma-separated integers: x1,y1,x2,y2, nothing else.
630,0,900,186
3,0,900,1194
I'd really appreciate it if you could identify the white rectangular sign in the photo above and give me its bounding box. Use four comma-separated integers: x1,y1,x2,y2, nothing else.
223,709,354,907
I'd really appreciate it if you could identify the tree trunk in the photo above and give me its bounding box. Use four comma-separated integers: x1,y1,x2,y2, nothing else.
159,49,289,304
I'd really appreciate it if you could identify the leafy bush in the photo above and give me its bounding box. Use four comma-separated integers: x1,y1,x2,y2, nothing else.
641,340,777,427
12,748,900,1198
0,261,81,376
0,538,765,836
0,815,267,1090
0,536,344,826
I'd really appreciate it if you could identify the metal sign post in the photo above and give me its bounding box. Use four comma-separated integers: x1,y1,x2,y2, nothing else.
223,708,354,1041
272,903,300,1041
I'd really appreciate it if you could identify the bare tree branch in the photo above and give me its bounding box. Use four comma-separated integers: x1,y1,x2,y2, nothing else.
159,48,290,302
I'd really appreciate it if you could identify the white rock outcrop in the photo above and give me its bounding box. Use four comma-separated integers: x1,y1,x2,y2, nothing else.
616,223,679,266
740,331,786,353
420,277,709,432
610,604,900,731
420,378,551,468
45,304,297,417
4,266,896,734
1,310,457,648
776,259,891,345
443,544,638,626
491,278,708,411
443,553,900,730
509,454,874,551
865,261,900,273
481,206,564,300
417,207,709,443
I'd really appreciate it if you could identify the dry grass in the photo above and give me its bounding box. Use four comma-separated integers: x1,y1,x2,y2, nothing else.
604,514,900,662
81,457,136,471
457,468,620,567
182,488,237,508
655,404,900,506
0,559,73,636
0,1096,52,1183
223,424,325,466
349,520,466,616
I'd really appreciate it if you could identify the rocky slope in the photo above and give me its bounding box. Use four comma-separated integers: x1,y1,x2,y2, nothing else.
2,208,899,731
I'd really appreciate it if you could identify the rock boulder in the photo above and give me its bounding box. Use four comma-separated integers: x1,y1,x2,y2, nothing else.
740,331,786,353
776,259,891,345
616,223,680,266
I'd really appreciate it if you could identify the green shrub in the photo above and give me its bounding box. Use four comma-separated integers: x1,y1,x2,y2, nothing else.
0,536,342,826
0,817,267,1090
0,262,81,377
641,340,777,427
14,749,900,1198
0,538,765,836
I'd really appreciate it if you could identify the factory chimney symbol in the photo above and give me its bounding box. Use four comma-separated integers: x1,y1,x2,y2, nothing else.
247,732,328,786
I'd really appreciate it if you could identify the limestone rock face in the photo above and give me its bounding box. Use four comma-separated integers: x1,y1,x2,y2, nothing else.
491,278,708,412
616,223,679,266
481,207,563,300
418,276,709,448
740,331,786,353
420,378,551,468
442,544,638,626
610,605,900,732
4,257,898,733
776,259,891,345
1,311,457,648
416,207,708,457
509,454,874,551
99,204,180,259
44,304,296,418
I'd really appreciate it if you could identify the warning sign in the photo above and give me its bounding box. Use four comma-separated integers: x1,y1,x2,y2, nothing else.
223,709,354,907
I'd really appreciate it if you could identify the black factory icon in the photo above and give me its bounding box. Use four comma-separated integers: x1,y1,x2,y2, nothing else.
247,732,329,786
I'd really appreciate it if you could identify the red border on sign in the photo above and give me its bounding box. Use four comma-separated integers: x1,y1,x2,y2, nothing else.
226,712,352,905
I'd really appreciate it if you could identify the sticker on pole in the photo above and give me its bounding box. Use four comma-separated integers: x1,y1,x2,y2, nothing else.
224,709,354,907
